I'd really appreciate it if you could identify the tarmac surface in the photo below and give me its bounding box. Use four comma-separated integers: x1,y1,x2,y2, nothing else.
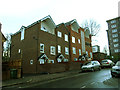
2,69,82,88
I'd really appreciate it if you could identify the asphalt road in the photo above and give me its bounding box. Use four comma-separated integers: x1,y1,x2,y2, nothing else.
3,68,120,89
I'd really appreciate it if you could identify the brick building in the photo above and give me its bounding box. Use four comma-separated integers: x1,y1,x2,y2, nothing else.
65,19,93,70
106,17,120,62
10,15,93,75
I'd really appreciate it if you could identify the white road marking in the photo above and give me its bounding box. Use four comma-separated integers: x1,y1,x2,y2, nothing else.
81,85,86,88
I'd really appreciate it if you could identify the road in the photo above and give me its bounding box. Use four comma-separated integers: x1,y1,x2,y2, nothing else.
3,68,120,89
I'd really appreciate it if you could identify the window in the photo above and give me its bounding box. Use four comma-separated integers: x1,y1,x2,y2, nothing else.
112,29,117,33
58,31,62,37
57,58,62,62
39,59,44,64
65,34,68,42
111,24,116,28
64,59,68,62
65,47,69,55
21,28,25,40
40,43,44,53
86,51,88,55
30,60,33,65
113,39,118,42
18,49,21,53
90,52,93,58
114,49,119,53
58,45,61,53
112,34,118,38
74,58,77,61
50,46,55,55
78,39,80,44
72,36,75,43
114,44,119,47
79,49,81,55
48,60,54,63
41,26,47,32
72,47,76,54
110,20,116,24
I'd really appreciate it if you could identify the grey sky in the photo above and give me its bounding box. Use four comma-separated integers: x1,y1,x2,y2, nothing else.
0,0,119,53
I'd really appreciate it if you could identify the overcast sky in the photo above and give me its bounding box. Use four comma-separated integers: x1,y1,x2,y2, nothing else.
0,0,119,53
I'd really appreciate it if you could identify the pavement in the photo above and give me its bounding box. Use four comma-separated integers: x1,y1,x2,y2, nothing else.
2,69,82,88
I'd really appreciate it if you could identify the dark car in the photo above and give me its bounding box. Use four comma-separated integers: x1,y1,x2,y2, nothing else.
111,61,120,77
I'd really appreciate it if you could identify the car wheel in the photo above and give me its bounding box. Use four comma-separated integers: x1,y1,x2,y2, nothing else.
98,67,101,71
110,64,113,68
111,74,115,77
91,68,94,72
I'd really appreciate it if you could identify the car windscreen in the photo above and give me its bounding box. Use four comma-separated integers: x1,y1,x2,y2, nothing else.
115,61,120,66
84,62,91,65
101,60,107,62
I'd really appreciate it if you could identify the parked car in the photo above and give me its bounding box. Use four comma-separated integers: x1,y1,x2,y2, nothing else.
111,61,120,77
81,61,101,72
101,59,114,68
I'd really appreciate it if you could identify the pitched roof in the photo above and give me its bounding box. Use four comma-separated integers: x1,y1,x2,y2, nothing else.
1,32,6,42
12,15,56,36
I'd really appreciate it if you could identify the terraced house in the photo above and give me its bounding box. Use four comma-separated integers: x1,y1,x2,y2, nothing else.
65,19,93,70
10,15,93,75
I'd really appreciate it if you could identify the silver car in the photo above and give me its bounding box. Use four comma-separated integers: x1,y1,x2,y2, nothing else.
81,61,101,72
101,59,114,68
111,61,120,77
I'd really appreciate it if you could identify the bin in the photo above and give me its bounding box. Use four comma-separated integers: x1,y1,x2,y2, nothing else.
10,69,17,79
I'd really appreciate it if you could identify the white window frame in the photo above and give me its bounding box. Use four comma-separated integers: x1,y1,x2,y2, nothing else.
112,34,118,38
18,49,21,53
112,29,117,33
86,51,88,56
40,43,44,53
39,59,45,64
64,59,69,62
78,39,80,44
30,60,33,65
65,34,68,42
41,26,48,32
58,31,62,37
72,47,76,54
65,47,69,55
72,36,75,43
111,24,116,28
114,49,119,53
50,46,55,55
48,60,54,63
114,44,119,47
110,20,116,24
79,49,81,55
58,45,61,53
21,28,25,40
74,58,78,61
90,52,93,58
113,39,118,42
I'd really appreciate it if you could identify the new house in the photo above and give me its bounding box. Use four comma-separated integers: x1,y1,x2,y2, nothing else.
10,15,93,75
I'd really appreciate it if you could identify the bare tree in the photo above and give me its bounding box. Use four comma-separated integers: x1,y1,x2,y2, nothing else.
81,19,100,36
103,45,108,54
3,33,12,59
